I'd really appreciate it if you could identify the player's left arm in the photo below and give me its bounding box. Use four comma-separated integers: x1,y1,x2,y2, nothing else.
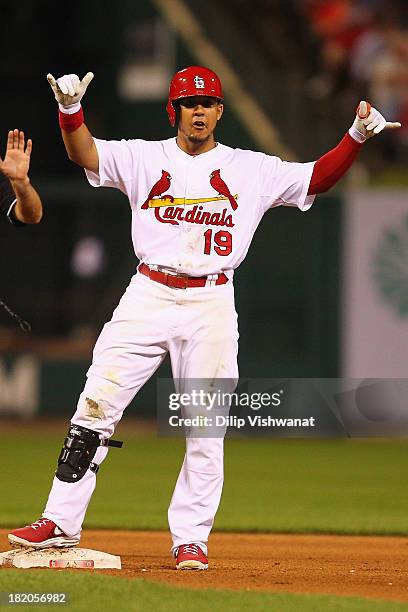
0,130,43,224
307,101,401,195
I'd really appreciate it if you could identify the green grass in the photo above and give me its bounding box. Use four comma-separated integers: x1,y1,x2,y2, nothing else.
1,425,408,534
0,571,407,612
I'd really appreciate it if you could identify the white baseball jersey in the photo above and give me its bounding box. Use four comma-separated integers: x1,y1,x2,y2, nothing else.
86,137,316,278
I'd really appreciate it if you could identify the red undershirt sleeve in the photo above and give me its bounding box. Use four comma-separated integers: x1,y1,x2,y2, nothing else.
307,132,363,195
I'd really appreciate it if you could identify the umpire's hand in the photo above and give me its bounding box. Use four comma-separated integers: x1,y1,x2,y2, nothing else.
350,101,401,142
47,72,94,109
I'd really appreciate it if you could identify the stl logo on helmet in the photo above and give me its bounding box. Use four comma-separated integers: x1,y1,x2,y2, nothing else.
194,75,205,89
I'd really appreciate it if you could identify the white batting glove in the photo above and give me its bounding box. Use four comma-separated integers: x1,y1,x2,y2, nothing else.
349,101,401,143
46,72,94,114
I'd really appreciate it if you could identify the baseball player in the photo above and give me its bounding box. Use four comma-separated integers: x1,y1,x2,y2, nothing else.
0,129,43,225
8,67,400,569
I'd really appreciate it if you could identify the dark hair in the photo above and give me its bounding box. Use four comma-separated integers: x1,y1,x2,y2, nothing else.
173,101,181,127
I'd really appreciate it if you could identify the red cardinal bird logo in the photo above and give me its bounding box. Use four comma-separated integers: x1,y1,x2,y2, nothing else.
141,170,172,209
210,169,237,210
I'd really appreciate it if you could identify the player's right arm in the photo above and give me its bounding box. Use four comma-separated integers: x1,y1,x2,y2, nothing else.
47,73,99,172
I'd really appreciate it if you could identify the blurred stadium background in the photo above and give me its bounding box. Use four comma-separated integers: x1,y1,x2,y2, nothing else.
2,5,408,609
0,0,407,418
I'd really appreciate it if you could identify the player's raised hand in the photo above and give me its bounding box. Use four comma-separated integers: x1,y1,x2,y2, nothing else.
0,130,32,182
350,101,401,141
47,72,94,108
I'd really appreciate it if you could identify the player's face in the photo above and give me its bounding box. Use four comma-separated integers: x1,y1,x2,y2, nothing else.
177,96,224,145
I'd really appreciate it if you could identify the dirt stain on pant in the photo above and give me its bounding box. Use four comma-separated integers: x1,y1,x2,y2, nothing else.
85,397,106,420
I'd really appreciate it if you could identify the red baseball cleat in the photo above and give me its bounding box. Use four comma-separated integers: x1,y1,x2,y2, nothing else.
8,518,79,549
175,543,209,570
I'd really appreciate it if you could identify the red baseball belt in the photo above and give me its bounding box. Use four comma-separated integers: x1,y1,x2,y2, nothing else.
139,263,228,289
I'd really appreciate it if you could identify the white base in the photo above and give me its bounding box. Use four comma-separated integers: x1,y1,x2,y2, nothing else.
0,547,121,569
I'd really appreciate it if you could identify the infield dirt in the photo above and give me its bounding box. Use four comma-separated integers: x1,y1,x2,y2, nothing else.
1,530,408,603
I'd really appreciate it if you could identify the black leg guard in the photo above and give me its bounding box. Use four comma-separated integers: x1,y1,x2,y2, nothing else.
56,424,124,483
56,425,101,483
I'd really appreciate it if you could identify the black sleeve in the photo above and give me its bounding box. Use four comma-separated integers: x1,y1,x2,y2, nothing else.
0,171,16,213
0,171,25,226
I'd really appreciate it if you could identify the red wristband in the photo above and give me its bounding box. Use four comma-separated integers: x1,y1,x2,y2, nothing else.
58,107,84,133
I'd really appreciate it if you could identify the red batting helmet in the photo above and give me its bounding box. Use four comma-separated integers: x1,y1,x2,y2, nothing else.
166,66,224,127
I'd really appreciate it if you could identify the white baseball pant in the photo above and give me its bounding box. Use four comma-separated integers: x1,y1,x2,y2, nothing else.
43,271,239,552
